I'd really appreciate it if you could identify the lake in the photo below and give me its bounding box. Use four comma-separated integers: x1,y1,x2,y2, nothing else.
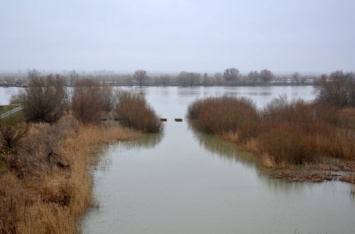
0,87,19,105
79,86,355,234
1,86,354,234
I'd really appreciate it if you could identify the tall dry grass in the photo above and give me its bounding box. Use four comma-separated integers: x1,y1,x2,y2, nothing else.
188,95,355,165
0,115,137,234
187,96,259,142
115,91,163,133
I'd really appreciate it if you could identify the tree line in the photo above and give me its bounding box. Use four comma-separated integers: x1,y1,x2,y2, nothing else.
1,68,319,87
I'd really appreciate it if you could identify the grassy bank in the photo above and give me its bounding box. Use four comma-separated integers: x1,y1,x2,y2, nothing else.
0,116,137,233
188,96,355,183
0,105,19,115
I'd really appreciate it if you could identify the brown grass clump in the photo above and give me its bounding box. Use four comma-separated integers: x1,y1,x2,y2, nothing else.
260,153,277,168
241,138,259,154
188,96,259,142
188,95,355,169
258,122,316,164
0,115,138,234
115,91,163,133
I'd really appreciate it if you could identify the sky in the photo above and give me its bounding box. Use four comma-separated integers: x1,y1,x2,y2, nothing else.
0,0,354,74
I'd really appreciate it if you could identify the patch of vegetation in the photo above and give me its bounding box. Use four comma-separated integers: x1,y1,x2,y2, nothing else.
115,91,163,133
0,115,28,149
188,95,355,166
187,96,259,142
0,116,138,233
0,104,19,115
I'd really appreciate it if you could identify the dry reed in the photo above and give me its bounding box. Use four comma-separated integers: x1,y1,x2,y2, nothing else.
188,96,355,166
0,115,138,234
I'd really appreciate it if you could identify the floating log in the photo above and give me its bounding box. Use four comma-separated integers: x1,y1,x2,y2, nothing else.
175,118,183,122
160,118,167,122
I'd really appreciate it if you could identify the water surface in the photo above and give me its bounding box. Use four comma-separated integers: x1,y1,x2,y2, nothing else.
2,86,353,234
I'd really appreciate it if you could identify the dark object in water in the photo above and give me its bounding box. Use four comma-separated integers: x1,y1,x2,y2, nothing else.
175,118,183,122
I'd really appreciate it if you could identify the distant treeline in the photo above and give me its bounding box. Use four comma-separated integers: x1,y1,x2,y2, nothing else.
0,68,325,87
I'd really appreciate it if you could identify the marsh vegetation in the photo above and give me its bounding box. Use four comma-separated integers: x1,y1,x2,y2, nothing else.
0,73,162,233
188,71,355,183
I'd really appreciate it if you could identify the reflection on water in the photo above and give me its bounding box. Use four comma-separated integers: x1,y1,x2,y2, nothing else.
46,86,354,234
259,91,271,95
189,122,257,168
119,133,163,150
177,87,202,97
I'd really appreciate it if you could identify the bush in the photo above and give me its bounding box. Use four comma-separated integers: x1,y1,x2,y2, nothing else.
20,74,67,124
71,79,115,124
188,95,353,165
315,71,355,107
258,123,317,164
0,116,28,149
258,96,341,164
262,96,337,134
115,91,163,133
187,96,259,142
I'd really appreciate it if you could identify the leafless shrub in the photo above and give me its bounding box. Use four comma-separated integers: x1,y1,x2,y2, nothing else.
0,117,28,149
71,79,115,124
177,71,201,86
223,68,240,81
21,73,67,124
315,71,355,107
188,96,259,142
115,91,163,133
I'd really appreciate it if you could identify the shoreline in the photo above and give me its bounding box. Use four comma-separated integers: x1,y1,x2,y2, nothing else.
0,116,138,233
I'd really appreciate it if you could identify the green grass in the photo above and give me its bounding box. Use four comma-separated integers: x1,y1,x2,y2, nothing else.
0,109,24,123
0,104,19,115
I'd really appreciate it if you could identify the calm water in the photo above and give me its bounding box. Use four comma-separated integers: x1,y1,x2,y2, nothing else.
1,87,354,233
80,86,355,234
0,87,19,105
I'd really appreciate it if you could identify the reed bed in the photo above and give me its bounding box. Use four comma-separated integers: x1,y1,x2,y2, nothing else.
187,96,259,142
0,115,137,234
115,92,163,133
188,96,355,167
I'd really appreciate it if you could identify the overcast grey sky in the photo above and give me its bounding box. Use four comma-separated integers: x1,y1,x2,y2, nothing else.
1,0,354,73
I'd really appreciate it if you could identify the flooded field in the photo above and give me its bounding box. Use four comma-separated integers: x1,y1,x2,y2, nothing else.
80,86,355,234
1,86,354,233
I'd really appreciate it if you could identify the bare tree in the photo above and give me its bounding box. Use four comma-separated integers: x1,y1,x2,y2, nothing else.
27,69,41,79
292,72,300,84
21,73,66,123
214,72,223,85
188,72,201,86
248,71,259,85
223,68,240,82
157,74,171,86
315,71,355,107
177,71,201,86
134,70,148,87
177,72,189,86
259,69,274,83
202,73,210,86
